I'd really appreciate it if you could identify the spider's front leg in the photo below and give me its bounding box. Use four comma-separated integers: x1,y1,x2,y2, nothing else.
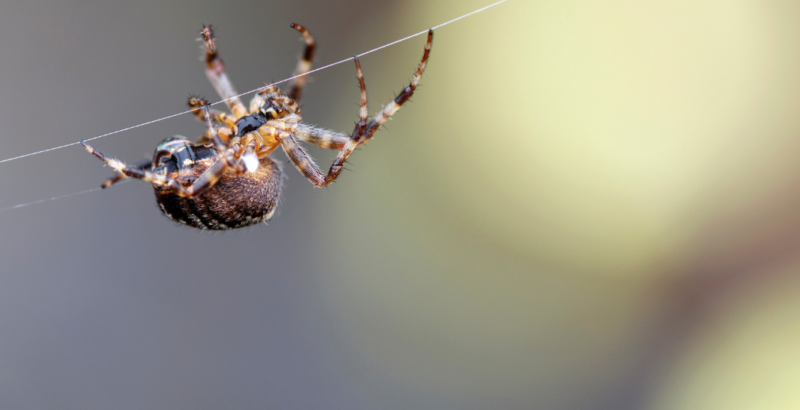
188,96,236,128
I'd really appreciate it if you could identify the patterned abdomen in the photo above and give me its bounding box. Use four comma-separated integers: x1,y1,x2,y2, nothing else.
155,157,282,230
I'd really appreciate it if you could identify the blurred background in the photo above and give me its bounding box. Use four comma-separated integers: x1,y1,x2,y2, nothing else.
1,0,799,408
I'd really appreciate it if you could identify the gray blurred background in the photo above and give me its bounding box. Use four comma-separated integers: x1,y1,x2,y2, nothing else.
2,0,800,409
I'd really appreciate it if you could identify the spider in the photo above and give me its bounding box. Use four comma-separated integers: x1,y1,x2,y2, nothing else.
82,24,433,230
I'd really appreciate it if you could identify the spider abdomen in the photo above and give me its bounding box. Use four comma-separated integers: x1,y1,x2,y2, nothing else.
155,156,282,230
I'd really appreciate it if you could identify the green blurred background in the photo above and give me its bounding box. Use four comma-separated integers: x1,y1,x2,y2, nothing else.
1,0,799,409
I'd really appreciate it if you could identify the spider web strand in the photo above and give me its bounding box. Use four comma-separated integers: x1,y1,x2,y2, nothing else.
0,186,103,213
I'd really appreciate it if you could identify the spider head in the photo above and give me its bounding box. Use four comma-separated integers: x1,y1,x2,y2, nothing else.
258,103,285,120
255,87,300,119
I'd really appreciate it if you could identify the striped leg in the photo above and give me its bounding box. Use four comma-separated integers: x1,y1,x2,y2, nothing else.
357,29,432,146
81,141,226,198
278,57,368,187
82,103,240,199
293,125,349,149
100,158,152,188
188,97,236,128
200,25,248,118
288,23,316,102
291,31,432,187
279,134,327,186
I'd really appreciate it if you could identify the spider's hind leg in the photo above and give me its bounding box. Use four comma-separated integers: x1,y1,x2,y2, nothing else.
82,141,230,198
83,142,190,193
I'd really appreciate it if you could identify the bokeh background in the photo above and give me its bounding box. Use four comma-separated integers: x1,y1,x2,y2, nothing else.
1,0,800,409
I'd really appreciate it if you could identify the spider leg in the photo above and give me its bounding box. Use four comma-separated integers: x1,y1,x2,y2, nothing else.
267,58,361,187
357,29,433,145
253,121,325,185
276,50,397,187
188,96,236,128
82,141,220,197
331,30,431,184
83,100,258,197
289,59,367,150
82,139,237,199
277,132,328,186
168,156,230,198
199,25,248,118
100,158,153,188
293,124,349,149
194,98,235,146
288,23,316,102
279,28,431,188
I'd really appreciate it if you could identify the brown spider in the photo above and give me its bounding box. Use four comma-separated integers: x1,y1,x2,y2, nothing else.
82,24,433,230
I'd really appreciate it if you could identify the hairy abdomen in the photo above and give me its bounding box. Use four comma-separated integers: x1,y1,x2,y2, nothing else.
155,157,282,230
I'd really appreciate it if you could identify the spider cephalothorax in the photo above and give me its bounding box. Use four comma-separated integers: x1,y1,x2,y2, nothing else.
82,24,433,230
233,90,298,137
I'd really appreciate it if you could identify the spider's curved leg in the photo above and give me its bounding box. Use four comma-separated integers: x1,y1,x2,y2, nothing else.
329,29,431,183
267,57,363,187
81,141,227,198
199,25,248,118
288,56,366,150
188,96,237,128
357,29,432,146
274,49,375,187
289,30,432,186
288,23,316,102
